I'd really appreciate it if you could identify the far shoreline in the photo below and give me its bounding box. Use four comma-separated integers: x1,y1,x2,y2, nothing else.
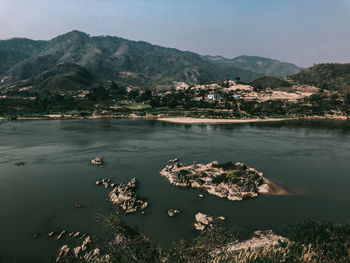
0,114,349,123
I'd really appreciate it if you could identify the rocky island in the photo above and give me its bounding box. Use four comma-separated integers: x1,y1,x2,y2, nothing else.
96,178,148,214
160,160,271,201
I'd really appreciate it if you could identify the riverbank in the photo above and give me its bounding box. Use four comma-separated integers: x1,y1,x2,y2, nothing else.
158,115,350,124
1,114,349,123
158,117,298,124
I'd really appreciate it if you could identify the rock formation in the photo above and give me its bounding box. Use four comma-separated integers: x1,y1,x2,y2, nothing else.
160,161,270,201
194,212,225,231
96,178,111,188
168,209,180,217
194,212,214,231
108,178,148,213
90,157,103,166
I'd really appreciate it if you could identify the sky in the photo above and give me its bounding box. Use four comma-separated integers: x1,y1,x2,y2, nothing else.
0,0,350,67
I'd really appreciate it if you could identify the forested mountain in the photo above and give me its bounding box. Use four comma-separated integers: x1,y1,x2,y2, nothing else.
204,55,301,78
289,63,350,93
0,31,261,94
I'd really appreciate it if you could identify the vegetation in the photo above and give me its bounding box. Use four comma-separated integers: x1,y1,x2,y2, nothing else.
1,86,349,119
61,216,350,263
0,30,259,91
204,55,301,78
249,76,293,91
289,63,350,93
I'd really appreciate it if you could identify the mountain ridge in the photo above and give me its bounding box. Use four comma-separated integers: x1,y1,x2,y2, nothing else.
0,30,301,94
204,54,302,78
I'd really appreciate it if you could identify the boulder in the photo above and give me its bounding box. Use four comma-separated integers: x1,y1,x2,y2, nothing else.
168,158,179,163
194,212,214,231
56,245,70,262
57,230,66,240
91,157,103,166
168,209,180,217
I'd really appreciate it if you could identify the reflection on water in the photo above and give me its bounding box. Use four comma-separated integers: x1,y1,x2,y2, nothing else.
0,119,350,262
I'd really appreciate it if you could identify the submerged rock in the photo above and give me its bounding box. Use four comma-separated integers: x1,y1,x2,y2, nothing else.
168,209,180,217
56,235,94,262
74,203,83,209
108,178,148,214
15,162,25,166
90,157,103,166
57,230,66,240
160,160,270,201
96,178,111,188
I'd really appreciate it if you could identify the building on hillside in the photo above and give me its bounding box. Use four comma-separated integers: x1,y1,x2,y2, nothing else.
207,92,222,101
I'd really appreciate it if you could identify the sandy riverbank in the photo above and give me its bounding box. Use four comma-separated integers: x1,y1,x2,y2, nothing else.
1,114,349,123
158,117,298,124
158,116,350,124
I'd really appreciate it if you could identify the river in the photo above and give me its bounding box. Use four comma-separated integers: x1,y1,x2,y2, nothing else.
1,119,350,262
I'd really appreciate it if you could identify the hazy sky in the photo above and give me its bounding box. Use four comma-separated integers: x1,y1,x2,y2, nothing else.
1,0,350,67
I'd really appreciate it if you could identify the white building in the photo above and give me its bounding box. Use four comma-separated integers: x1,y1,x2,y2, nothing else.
207,93,222,101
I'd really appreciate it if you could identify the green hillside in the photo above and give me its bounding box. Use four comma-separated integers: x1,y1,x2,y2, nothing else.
204,55,301,78
289,63,350,93
0,31,260,94
250,76,293,90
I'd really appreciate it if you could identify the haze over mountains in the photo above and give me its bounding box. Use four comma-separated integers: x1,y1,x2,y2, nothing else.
203,55,301,78
0,30,306,94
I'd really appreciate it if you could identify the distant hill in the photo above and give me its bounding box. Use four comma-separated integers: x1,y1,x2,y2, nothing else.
289,63,350,93
249,76,293,90
0,31,263,94
204,55,302,78
0,38,46,77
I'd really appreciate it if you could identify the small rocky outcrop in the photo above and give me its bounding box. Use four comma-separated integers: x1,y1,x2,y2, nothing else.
160,161,270,201
194,212,214,231
194,212,225,231
96,178,111,188
168,209,180,217
74,203,83,209
90,157,103,167
73,236,91,257
57,230,66,240
15,162,25,166
108,178,148,214
168,158,179,163
56,245,70,262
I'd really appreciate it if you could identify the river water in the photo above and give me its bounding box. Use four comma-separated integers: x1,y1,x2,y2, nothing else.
1,119,350,262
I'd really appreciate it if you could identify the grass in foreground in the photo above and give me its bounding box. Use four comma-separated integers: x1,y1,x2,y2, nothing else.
57,216,350,263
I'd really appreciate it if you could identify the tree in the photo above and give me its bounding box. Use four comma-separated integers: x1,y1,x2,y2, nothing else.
128,89,140,100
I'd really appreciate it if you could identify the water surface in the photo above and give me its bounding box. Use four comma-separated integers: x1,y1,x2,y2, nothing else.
1,119,350,262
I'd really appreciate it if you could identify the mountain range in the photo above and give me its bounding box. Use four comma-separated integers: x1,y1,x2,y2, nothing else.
203,55,302,78
0,30,305,95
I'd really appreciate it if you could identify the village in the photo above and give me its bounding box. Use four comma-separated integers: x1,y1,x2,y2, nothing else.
157,79,320,103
